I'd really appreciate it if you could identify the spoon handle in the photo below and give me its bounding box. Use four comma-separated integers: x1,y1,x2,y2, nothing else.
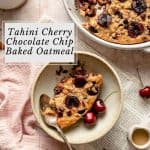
56,126,74,150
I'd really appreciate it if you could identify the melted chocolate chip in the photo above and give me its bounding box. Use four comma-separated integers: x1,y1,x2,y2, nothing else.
74,75,87,87
67,111,72,116
65,96,80,109
114,10,123,19
98,14,112,27
78,109,86,114
89,26,98,33
71,64,86,76
131,0,147,14
54,84,64,95
87,8,96,17
141,14,146,20
119,0,127,2
81,0,97,4
56,107,64,117
123,19,129,29
87,85,99,96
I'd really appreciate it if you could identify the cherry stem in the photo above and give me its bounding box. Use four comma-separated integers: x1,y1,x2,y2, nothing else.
104,91,118,102
136,67,144,88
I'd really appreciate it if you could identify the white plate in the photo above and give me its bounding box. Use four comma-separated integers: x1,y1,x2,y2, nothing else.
63,0,150,51
31,51,123,144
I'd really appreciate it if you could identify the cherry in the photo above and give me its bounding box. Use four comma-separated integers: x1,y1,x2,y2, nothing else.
139,86,150,98
84,112,97,124
131,0,147,14
74,75,87,87
93,99,106,113
98,14,112,27
128,22,144,38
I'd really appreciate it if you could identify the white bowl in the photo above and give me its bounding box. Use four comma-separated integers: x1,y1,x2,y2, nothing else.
63,0,150,52
31,51,123,144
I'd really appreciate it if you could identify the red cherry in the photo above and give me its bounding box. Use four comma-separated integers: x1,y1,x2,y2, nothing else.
94,99,106,113
84,112,97,124
139,86,150,98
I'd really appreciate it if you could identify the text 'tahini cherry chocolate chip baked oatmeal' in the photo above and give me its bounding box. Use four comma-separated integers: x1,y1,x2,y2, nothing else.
78,0,150,44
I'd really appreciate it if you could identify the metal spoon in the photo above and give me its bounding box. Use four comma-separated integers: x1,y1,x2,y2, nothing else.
44,115,74,150
40,94,74,150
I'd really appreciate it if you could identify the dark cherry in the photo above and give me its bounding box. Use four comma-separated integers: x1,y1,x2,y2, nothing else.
74,75,87,87
87,85,99,96
98,14,112,27
84,112,97,124
128,22,144,38
131,0,147,14
94,99,106,113
139,86,150,98
65,96,80,109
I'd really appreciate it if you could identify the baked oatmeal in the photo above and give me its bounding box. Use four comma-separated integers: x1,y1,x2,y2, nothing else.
40,65,103,129
78,0,150,44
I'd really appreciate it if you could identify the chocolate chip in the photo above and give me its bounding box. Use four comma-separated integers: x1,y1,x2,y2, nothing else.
114,10,123,19
119,0,127,2
141,14,146,20
62,70,68,73
87,85,99,95
89,26,98,33
67,111,72,116
65,96,80,109
123,19,129,29
57,107,64,117
78,109,86,114
54,83,64,95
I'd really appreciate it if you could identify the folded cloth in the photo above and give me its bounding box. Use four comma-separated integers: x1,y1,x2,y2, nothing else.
0,56,67,150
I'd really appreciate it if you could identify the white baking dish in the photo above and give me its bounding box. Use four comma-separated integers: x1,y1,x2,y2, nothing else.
63,0,150,52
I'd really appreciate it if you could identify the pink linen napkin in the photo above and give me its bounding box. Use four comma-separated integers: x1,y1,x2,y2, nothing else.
0,56,67,150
